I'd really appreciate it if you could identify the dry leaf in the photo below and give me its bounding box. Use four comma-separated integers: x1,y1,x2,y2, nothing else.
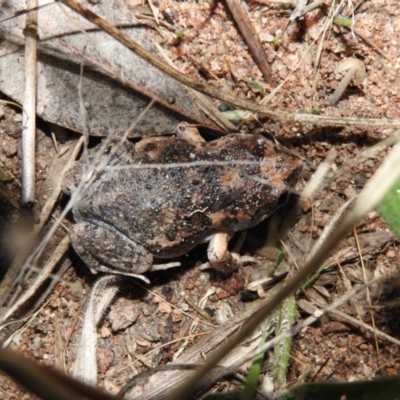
0,1,222,136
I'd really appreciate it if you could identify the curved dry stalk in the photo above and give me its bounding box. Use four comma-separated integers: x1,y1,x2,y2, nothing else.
165,136,400,399
57,0,400,130
72,275,120,384
329,58,366,106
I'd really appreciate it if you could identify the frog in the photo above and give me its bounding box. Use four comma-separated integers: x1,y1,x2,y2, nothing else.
63,129,302,277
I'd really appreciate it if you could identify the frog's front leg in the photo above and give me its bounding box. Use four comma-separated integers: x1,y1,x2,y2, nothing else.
207,232,240,273
70,222,154,275
176,122,204,142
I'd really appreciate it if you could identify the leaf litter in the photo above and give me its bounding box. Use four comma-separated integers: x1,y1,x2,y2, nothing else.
0,0,400,398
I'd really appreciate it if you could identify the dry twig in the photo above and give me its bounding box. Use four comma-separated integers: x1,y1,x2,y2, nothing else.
224,0,274,85
57,0,400,130
21,0,38,205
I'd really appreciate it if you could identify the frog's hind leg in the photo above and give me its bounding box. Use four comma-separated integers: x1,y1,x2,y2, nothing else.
70,222,154,275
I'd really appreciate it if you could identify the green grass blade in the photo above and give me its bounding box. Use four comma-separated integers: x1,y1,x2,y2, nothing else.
240,318,273,400
270,295,296,389
377,178,400,239
333,16,353,27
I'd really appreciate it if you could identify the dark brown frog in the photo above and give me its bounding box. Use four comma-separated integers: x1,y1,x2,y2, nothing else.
63,132,302,276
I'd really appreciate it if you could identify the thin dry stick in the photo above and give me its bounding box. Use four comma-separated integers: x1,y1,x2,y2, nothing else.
0,97,157,327
2,295,54,348
218,277,398,383
353,227,380,360
345,25,390,61
0,235,71,325
224,0,274,85
21,0,38,205
57,0,400,130
121,332,209,374
165,139,400,399
312,0,342,93
0,138,83,317
329,307,400,346
339,0,390,61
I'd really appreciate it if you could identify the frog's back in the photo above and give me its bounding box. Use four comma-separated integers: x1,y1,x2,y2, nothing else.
74,134,301,258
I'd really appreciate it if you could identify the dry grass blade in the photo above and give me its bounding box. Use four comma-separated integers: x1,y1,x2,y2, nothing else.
201,277,387,389
1,0,399,397
0,2,222,136
353,228,380,358
328,308,399,347
0,141,82,322
165,140,400,398
0,235,70,330
0,347,120,400
124,295,265,399
57,0,400,130
0,138,83,323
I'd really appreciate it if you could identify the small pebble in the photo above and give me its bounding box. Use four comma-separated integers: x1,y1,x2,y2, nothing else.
3,140,18,157
3,120,21,138
13,114,23,123
386,250,396,258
